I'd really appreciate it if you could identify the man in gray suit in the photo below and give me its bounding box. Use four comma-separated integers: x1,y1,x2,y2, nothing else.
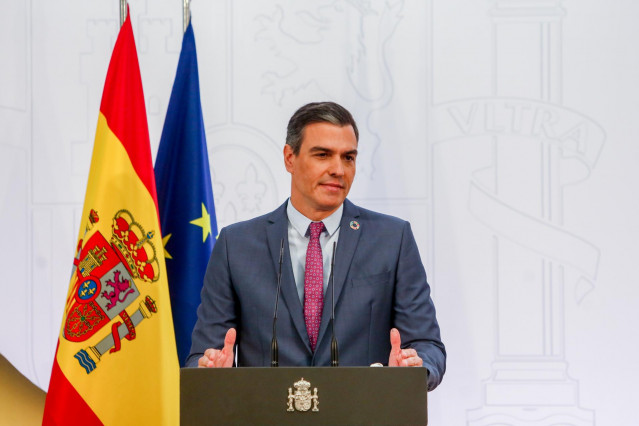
186,102,446,390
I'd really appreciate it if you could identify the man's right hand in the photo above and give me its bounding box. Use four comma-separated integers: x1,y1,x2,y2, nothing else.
197,328,236,368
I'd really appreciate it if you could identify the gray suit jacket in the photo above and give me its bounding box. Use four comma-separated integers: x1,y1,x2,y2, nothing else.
187,199,446,390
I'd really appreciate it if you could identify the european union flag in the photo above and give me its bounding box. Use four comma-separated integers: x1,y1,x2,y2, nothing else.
155,22,217,366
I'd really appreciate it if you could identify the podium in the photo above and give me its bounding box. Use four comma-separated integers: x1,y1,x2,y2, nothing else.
181,367,428,425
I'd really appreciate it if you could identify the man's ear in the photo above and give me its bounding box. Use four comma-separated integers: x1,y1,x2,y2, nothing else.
283,144,295,173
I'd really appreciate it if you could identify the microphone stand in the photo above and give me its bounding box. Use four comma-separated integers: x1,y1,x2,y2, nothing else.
271,239,284,367
330,242,339,367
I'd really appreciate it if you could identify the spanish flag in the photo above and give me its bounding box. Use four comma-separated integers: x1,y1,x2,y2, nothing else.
43,10,179,425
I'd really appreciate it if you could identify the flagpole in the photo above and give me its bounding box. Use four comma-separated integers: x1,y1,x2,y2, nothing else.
120,0,127,27
183,0,191,33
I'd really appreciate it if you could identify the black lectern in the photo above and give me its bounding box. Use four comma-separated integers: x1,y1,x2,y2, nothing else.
180,367,428,425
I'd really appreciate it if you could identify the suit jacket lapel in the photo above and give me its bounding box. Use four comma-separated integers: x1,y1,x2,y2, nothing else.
266,201,310,352
316,199,361,351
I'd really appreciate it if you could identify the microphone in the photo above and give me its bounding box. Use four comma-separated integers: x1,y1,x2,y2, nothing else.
329,242,339,367
271,239,285,367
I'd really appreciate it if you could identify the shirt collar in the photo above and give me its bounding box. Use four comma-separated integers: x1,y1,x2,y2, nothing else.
286,199,343,237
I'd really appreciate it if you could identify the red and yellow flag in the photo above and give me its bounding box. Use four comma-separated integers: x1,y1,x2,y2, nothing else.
43,11,179,425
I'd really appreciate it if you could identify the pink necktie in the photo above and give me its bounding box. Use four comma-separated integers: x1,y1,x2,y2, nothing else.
304,221,325,352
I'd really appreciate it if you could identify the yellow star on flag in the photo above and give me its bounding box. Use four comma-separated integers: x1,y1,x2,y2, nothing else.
163,233,173,259
190,203,212,243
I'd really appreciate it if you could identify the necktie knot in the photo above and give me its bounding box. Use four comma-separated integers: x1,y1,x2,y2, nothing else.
308,221,325,240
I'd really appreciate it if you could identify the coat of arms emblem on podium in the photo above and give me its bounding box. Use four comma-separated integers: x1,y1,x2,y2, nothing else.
287,378,319,412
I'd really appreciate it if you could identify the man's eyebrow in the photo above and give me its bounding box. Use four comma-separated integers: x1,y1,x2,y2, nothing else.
308,146,332,153
308,146,358,155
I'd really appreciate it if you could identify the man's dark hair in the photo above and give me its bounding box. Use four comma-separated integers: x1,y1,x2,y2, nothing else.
286,102,359,154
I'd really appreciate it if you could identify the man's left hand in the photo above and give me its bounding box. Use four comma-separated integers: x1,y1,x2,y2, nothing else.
388,328,423,367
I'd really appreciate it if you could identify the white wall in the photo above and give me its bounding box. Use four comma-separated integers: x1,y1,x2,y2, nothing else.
1,0,637,424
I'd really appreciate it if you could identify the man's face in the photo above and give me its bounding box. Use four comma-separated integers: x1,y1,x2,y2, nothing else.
284,122,358,220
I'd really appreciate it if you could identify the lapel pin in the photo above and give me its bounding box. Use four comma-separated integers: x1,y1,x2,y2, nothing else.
349,220,360,230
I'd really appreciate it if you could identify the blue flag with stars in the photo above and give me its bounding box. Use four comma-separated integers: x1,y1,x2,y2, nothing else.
155,22,217,366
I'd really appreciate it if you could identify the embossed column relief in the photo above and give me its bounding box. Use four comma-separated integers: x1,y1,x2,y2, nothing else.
431,1,604,424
